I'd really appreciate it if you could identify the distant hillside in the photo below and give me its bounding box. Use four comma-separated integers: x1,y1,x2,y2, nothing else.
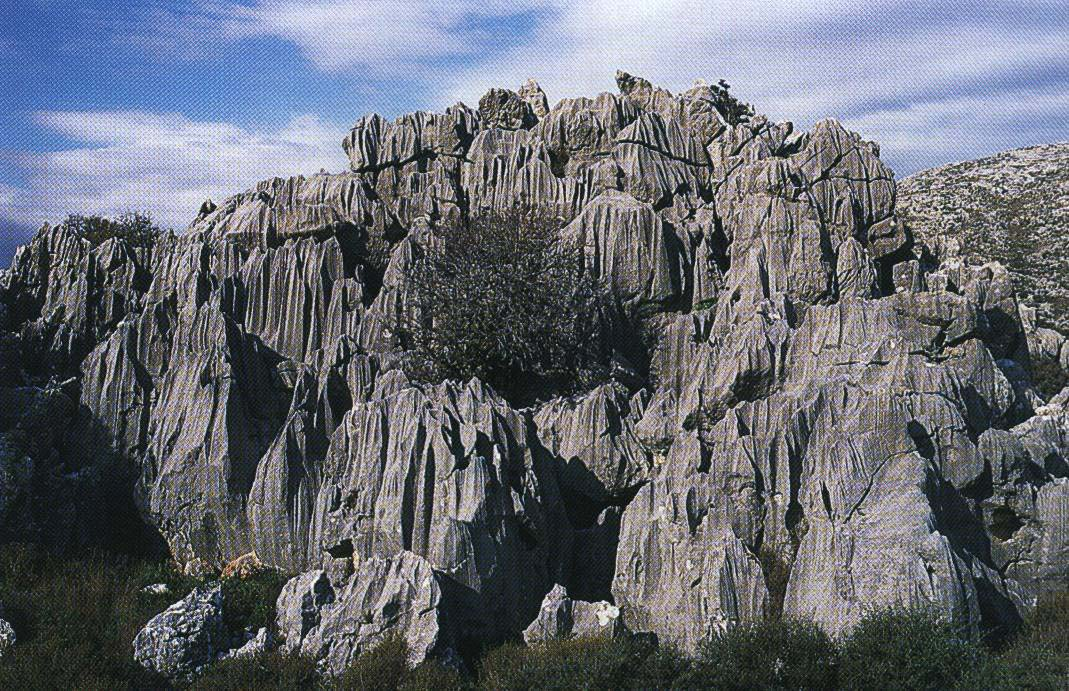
899,142,1069,332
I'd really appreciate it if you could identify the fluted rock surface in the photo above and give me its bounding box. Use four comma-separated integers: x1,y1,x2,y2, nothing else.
276,552,450,674
1,73,1067,660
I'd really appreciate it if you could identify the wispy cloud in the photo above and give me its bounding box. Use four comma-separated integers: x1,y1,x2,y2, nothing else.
132,0,559,75
1,111,348,232
4,0,1066,263
161,0,1066,175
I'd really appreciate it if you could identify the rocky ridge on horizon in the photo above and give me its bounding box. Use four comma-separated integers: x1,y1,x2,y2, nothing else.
899,142,1069,334
0,71,1067,675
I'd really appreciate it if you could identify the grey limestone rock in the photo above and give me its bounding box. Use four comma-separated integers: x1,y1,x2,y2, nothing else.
133,584,226,679
0,617,13,658
534,383,651,503
523,584,624,644
2,70,1067,660
277,551,449,675
0,602,14,658
479,87,537,130
518,79,550,120
221,627,274,661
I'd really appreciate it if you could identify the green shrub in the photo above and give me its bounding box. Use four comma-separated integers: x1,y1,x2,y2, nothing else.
1025,589,1069,659
334,633,411,691
478,634,686,691
220,568,288,637
333,633,465,691
838,609,982,691
189,651,319,690
961,589,1068,689
709,79,756,126
677,619,837,690
63,212,161,250
0,543,175,690
958,640,1065,690
400,209,610,404
1030,355,1069,400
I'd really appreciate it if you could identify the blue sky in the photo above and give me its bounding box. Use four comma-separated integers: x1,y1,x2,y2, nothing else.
2,0,1068,264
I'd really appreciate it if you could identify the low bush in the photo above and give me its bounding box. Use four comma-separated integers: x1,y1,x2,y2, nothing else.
960,589,1069,690
190,652,320,690
678,619,837,690
838,609,982,690
478,634,688,691
220,568,288,637
333,633,465,691
0,543,183,689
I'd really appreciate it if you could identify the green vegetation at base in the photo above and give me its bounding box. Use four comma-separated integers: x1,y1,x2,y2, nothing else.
0,544,199,689
679,619,837,690
220,569,288,639
1,543,1066,690
837,609,982,690
478,635,689,691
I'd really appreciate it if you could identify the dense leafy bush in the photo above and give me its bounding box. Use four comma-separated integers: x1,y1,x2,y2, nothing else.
1030,354,1069,400
63,211,162,250
678,619,837,690
220,568,288,638
401,209,610,404
838,609,981,690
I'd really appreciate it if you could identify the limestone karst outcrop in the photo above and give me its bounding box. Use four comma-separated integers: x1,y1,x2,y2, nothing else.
1,72,1067,665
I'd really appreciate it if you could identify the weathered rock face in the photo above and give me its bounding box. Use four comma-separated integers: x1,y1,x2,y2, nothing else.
2,73,1068,658
311,379,573,642
133,585,227,679
899,142,1069,333
277,551,450,675
523,584,624,644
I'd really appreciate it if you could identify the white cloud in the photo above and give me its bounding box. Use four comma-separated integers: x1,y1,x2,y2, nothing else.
0,184,16,212
421,0,1068,174
203,0,560,74
2,111,348,231
195,0,1066,175
844,86,1069,173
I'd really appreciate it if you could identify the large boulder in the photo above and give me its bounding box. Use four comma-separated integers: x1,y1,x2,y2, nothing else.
277,551,450,675
523,584,625,644
133,584,227,679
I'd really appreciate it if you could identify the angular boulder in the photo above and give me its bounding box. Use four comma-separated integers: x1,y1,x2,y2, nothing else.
277,551,450,675
133,584,226,679
523,584,624,644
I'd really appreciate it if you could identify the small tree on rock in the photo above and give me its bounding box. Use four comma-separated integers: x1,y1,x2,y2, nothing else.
63,212,160,250
712,79,755,126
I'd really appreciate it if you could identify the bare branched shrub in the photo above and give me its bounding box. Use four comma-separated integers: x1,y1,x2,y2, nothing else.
400,209,610,403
